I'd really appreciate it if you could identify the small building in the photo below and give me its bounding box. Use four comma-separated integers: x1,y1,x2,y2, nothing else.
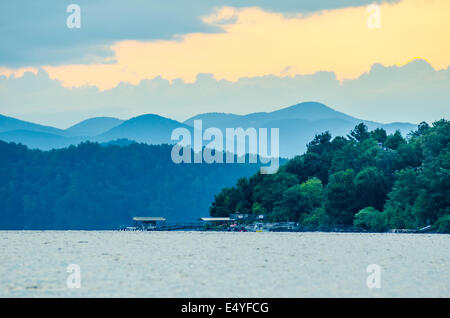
229,213,264,222
133,217,166,230
229,213,249,221
199,217,232,225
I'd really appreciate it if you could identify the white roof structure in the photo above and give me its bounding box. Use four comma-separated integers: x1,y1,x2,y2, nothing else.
133,217,166,222
199,217,231,222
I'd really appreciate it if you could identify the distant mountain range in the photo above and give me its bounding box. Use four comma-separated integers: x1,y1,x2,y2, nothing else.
65,117,125,137
0,102,418,157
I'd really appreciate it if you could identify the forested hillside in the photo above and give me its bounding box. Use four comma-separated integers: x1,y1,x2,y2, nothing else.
0,142,263,229
210,120,450,233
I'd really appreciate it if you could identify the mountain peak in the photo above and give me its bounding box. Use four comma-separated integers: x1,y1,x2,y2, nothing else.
128,113,175,121
0,113,64,135
96,113,190,144
66,117,124,137
268,101,354,122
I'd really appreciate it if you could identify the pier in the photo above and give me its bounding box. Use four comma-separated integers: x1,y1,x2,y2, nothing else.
122,215,303,232
123,218,204,231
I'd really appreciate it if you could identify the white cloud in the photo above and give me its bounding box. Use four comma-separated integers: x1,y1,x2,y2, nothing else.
0,59,448,128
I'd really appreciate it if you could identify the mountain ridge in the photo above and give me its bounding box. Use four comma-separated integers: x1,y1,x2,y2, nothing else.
0,102,418,156
65,117,124,137
95,114,192,145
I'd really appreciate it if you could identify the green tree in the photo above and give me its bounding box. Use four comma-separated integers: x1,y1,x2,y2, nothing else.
408,121,430,138
210,187,239,217
353,207,388,232
209,119,449,232
348,123,370,142
299,177,324,208
252,171,298,213
307,131,332,155
300,207,330,230
271,177,324,222
235,177,253,214
434,213,450,233
330,141,360,173
383,168,418,229
325,169,357,225
385,130,406,150
370,128,387,144
271,185,312,222
251,202,265,215
354,166,389,211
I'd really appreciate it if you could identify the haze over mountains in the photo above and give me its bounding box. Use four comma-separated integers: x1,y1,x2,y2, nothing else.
65,117,125,137
0,102,418,157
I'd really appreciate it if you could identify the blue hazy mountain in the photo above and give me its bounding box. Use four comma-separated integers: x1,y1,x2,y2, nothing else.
94,114,192,144
65,117,124,137
0,102,417,156
0,114,189,150
183,102,355,129
184,102,416,132
0,130,78,150
184,102,418,157
0,114,65,135
0,115,124,150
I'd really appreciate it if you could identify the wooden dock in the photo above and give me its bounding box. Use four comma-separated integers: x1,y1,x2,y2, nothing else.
119,222,204,231
160,222,203,231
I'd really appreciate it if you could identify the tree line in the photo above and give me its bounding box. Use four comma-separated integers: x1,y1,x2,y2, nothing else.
210,120,449,233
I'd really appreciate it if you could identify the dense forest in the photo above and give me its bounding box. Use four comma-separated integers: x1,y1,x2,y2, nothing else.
0,141,264,229
210,120,450,233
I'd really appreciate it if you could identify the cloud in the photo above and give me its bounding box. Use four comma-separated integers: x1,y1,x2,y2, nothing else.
1,1,447,127
1,0,398,67
0,1,218,67
32,0,450,90
226,0,400,14
0,59,448,128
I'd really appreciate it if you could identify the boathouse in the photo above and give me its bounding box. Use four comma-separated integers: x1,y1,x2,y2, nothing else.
199,217,232,224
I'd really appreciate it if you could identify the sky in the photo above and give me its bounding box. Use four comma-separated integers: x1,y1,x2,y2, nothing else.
0,0,449,128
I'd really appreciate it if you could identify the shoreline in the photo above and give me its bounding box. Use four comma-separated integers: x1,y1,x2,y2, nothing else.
0,229,445,234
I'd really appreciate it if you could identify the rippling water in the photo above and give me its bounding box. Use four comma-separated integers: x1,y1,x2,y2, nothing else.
0,231,448,297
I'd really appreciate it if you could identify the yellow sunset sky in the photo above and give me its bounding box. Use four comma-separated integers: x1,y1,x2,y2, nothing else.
2,0,450,91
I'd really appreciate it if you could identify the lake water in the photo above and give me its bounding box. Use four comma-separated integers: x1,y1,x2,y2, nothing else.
0,231,449,297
